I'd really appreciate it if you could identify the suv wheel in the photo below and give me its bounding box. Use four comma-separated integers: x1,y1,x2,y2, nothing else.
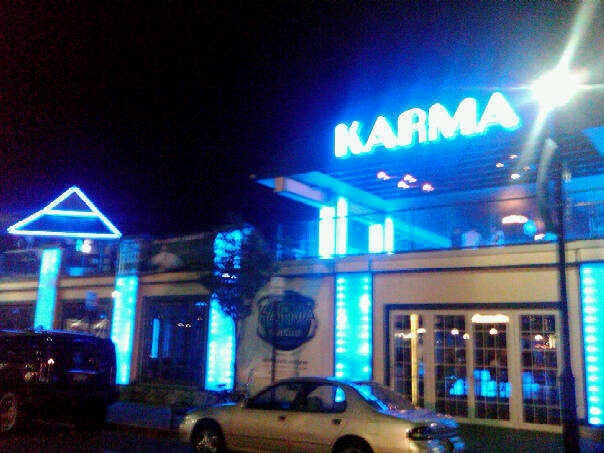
0,392,19,434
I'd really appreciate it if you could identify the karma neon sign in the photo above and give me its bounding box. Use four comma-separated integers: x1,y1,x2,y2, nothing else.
335,92,520,158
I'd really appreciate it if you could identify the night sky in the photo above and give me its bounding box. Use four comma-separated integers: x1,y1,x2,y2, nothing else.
3,1,602,236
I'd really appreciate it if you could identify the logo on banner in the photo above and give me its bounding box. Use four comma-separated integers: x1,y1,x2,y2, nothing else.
257,291,317,351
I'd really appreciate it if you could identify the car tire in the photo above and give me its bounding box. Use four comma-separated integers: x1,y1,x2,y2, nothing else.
191,421,225,453
0,392,19,434
334,437,373,453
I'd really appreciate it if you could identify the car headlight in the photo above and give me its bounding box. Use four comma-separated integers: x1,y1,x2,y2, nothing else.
407,425,434,441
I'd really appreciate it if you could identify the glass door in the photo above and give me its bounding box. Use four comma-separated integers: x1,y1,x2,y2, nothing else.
390,309,561,429
392,313,424,407
434,315,468,417
472,314,510,420
520,314,561,425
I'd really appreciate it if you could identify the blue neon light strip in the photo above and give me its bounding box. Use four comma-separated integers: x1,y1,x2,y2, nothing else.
151,318,160,359
204,295,235,391
7,186,122,239
34,248,62,329
581,264,604,425
334,273,372,381
111,276,139,385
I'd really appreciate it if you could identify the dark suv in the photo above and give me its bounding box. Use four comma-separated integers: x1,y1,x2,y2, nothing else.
0,329,119,433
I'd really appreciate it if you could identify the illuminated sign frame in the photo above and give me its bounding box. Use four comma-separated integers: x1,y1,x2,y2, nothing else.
335,92,521,158
8,186,122,239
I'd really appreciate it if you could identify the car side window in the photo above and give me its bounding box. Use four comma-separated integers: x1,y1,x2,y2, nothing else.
248,382,303,411
300,385,347,413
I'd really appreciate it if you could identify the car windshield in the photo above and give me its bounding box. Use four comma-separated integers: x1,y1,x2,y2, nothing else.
352,381,416,412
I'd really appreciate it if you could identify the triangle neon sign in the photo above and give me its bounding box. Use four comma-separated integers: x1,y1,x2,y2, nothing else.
8,186,122,239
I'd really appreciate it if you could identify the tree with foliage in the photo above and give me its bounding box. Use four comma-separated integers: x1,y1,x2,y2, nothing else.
201,224,275,390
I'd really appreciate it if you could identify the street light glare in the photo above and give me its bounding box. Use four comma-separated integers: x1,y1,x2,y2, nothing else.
531,66,588,112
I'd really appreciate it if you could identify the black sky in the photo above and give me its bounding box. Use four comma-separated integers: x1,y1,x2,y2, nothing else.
2,1,601,236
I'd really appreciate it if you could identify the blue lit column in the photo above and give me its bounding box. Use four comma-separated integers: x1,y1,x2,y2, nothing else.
34,248,62,329
580,264,604,426
111,239,141,385
203,229,240,390
334,273,372,380
204,294,235,391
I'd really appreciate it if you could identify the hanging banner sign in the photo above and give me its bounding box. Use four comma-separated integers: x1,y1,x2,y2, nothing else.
334,92,521,158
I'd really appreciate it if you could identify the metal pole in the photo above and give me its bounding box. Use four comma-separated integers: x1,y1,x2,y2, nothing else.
555,157,579,452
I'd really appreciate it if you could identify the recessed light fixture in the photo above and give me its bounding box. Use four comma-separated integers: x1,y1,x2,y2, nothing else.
510,172,521,180
377,171,391,180
496,162,504,168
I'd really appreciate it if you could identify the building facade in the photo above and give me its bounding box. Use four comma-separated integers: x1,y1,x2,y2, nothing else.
2,88,604,433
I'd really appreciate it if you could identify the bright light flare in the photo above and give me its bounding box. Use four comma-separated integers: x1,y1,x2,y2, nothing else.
531,65,588,113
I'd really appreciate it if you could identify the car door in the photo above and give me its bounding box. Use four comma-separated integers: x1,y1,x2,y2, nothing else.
228,381,303,452
286,383,349,453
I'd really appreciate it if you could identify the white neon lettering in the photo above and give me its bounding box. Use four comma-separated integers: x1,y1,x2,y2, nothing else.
397,108,427,147
335,121,366,157
334,92,520,158
428,97,477,141
364,116,397,150
476,91,521,133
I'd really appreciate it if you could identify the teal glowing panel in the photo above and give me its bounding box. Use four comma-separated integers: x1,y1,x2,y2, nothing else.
319,206,335,258
111,276,138,385
384,217,394,253
336,198,348,255
335,273,372,381
204,295,235,391
34,248,62,329
368,224,384,253
581,264,604,426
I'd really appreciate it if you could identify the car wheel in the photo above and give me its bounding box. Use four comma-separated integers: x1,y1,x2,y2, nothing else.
334,438,372,453
191,422,225,453
0,392,19,434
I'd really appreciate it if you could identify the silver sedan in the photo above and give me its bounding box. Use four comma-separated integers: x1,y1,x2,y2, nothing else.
179,376,465,453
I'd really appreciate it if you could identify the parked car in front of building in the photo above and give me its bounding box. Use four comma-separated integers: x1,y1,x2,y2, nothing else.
0,329,119,433
179,376,465,452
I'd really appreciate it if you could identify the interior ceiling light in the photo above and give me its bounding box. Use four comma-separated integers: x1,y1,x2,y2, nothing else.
510,172,521,180
376,171,391,180
509,153,518,159
496,162,504,168
421,183,434,192
397,180,410,189
502,214,529,224
403,174,417,183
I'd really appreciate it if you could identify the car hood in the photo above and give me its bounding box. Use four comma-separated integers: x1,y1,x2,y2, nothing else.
382,408,459,428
